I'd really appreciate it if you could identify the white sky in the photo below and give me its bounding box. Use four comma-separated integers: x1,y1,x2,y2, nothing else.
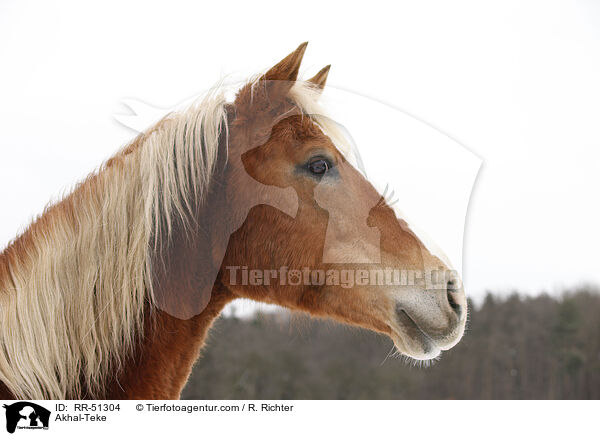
1,0,599,307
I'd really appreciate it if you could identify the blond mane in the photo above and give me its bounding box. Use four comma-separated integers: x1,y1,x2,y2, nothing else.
0,87,228,399
0,79,344,400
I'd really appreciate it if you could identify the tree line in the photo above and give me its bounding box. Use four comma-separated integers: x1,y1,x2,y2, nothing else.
182,287,600,399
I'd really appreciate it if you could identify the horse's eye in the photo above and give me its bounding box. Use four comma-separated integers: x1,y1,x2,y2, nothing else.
308,159,330,175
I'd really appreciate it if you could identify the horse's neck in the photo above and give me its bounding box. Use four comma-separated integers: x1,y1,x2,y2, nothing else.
103,174,236,400
106,285,235,399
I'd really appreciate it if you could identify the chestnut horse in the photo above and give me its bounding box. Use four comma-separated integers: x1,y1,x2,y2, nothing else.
0,43,467,400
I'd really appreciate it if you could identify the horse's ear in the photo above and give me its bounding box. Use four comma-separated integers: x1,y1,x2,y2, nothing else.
307,65,331,94
233,42,308,120
262,41,308,83
309,65,331,88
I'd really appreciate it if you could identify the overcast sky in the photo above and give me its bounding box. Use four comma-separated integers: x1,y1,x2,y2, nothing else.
1,0,599,308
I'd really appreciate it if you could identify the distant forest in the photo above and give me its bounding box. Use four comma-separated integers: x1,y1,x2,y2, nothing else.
182,288,600,400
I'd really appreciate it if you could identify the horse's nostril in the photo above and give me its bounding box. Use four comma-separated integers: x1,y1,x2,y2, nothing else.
446,279,462,316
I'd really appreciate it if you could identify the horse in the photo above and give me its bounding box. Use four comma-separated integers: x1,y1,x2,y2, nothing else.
0,42,467,400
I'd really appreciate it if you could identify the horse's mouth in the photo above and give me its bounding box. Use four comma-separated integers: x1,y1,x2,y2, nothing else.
389,307,441,360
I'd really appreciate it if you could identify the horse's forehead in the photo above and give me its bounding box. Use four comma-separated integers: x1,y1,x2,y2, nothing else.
274,114,323,137
257,116,331,156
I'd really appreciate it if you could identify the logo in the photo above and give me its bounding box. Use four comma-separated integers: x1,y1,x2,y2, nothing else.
2,402,50,433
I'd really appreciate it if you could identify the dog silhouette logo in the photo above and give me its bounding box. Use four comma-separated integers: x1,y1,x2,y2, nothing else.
3,402,50,433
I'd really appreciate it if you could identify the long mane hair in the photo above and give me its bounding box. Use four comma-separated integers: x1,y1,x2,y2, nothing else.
0,80,343,399
0,88,228,399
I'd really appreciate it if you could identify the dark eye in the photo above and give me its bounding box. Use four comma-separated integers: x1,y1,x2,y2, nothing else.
308,159,330,175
